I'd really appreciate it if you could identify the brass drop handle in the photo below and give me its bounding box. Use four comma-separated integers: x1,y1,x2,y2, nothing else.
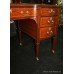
48,27,53,34
49,10,51,13
50,31,53,33
50,17,53,20
52,10,55,13
50,17,54,23
47,31,49,34
52,20,54,23
48,27,51,31
51,9,55,13
26,11,29,14
48,20,50,23
20,11,24,14
50,31,53,36
49,9,54,13
49,9,55,14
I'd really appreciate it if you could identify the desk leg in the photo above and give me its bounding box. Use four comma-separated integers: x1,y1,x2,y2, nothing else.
35,40,40,61
51,36,57,54
51,26,58,54
16,21,22,46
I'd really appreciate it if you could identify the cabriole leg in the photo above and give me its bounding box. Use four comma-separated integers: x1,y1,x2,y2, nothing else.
16,20,22,46
51,36,57,54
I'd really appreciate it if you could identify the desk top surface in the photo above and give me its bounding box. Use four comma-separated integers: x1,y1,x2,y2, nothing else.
10,3,60,8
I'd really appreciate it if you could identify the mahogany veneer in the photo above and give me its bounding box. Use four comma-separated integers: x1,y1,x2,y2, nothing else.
10,4,60,60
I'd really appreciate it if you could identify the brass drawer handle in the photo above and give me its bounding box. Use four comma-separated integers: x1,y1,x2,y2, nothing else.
50,17,54,23
50,31,53,35
52,20,54,23
50,17,53,20
49,27,51,31
47,31,49,34
52,10,55,13
20,11,24,14
47,31,53,35
48,9,55,13
26,11,29,14
48,11,51,13
48,20,50,23
48,28,53,34
50,31,53,33
51,9,55,13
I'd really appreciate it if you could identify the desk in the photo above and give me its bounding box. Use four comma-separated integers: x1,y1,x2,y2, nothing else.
10,4,60,60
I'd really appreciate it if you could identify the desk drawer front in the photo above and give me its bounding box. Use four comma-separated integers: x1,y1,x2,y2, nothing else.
19,8,36,16
10,8,21,17
40,17,59,27
10,8,36,18
40,27,53,38
41,8,60,16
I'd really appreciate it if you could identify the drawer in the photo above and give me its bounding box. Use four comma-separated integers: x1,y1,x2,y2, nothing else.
40,17,59,27
40,27,53,38
41,8,60,16
10,8,35,18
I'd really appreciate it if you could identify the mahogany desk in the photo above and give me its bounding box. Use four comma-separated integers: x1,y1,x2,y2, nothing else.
10,4,60,60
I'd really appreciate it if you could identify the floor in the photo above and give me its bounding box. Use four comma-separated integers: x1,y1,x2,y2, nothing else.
10,26,63,74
